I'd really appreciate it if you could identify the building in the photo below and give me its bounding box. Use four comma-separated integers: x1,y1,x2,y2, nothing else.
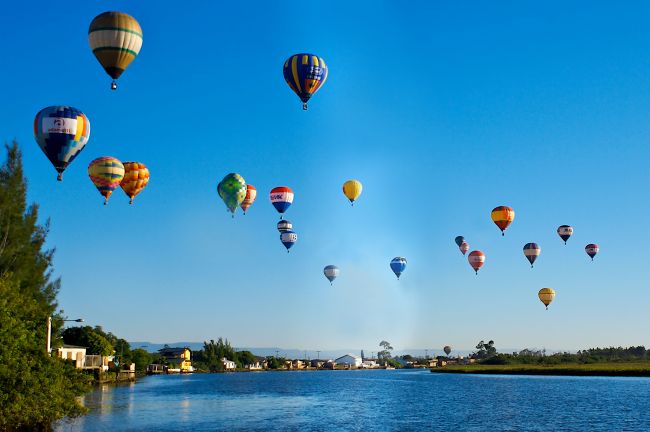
361,360,378,368
222,357,236,370
247,362,263,371
335,354,362,368
158,346,193,372
292,360,305,369
310,359,324,368
57,345,86,368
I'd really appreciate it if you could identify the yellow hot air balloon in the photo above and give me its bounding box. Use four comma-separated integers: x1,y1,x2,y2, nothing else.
88,157,125,205
491,206,515,236
120,162,150,204
88,12,143,90
538,288,555,310
342,180,363,206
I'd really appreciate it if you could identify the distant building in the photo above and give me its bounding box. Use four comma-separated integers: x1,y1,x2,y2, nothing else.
222,358,236,370
292,360,305,369
335,354,362,368
57,345,86,369
311,359,324,368
247,362,263,371
361,360,378,368
159,346,193,372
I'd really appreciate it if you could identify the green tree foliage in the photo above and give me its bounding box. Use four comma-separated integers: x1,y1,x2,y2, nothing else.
0,142,90,427
474,340,497,359
62,326,114,356
192,338,260,371
130,348,154,372
378,340,393,361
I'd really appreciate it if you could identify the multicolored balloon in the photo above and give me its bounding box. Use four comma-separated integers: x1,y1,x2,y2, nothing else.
34,106,90,181
459,241,470,256
280,230,297,252
468,250,485,275
557,225,573,244
523,243,541,268
270,186,294,219
241,184,257,214
283,53,328,110
443,346,452,356
390,257,407,280
585,244,599,261
538,288,555,310
88,157,125,205
277,220,293,233
491,206,515,236
120,162,149,204
323,265,340,285
88,12,143,90
217,173,247,217
342,180,363,206
454,236,465,247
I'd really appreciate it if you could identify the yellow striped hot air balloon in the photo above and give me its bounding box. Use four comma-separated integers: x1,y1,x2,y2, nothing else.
120,162,150,204
88,157,125,205
88,12,143,90
491,206,515,236
538,288,555,310
342,180,363,206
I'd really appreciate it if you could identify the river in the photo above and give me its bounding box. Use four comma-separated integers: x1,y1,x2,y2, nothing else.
56,369,650,431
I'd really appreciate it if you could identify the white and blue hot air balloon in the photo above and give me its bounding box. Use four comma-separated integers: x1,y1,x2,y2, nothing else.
323,265,340,285
281,230,297,252
277,220,293,233
390,257,407,280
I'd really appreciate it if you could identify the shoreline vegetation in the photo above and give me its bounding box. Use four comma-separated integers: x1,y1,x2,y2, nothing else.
429,362,650,377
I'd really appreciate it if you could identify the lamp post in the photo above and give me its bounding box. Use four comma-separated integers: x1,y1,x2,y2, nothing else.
47,316,83,355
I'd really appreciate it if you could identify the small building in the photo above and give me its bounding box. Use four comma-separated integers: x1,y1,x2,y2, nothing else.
292,360,305,369
247,362,263,371
323,360,336,369
311,359,324,368
335,354,362,368
57,345,86,369
147,364,167,374
159,346,193,372
222,357,236,370
361,360,378,368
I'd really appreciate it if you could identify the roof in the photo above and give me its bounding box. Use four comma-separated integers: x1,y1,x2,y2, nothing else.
335,354,361,361
60,344,87,349
158,347,189,355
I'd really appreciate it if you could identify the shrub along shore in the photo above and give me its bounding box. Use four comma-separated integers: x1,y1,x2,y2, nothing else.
430,362,650,377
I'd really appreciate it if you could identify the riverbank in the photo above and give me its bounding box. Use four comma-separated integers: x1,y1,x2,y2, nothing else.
429,362,650,377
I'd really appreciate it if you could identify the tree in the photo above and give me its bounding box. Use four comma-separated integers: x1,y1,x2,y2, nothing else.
474,340,497,359
378,340,393,361
0,142,89,427
130,349,154,373
62,326,114,356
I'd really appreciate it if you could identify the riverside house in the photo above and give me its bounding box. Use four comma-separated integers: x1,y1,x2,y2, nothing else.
222,358,236,370
159,346,193,373
335,354,362,368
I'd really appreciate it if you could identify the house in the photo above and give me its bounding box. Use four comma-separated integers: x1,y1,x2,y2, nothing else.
57,345,86,369
292,360,305,369
310,359,324,368
323,360,336,369
247,362,263,371
222,357,236,370
158,346,193,372
335,354,362,368
396,358,414,368
360,360,378,369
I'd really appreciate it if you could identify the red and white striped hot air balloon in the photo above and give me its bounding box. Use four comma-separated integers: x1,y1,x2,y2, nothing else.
240,184,257,214
468,250,485,275
585,244,599,261
459,241,470,255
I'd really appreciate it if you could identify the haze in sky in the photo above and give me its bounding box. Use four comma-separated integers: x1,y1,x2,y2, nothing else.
3,1,650,352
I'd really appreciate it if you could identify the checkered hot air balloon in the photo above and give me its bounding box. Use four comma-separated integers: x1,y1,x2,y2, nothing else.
218,173,247,217
585,244,599,261
491,206,515,236
240,184,257,214
280,230,297,253
468,250,485,275
88,157,125,205
88,12,143,90
270,186,294,219
34,106,90,181
323,265,340,285
557,225,573,244
523,243,541,268
390,257,407,280
120,162,149,204
283,53,328,110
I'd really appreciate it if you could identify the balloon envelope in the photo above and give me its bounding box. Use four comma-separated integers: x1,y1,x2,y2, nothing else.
280,231,297,252
277,220,293,233
88,12,143,88
34,106,90,180
459,242,470,255
88,156,125,204
283,53,328,109
342,180,363,205
218,173,247,216
270,186,294,216
323,265,340,284
585,244,599,261
538,288,555,309
557,225,573,244
454,236,465,247
468,251,485,274
523,243,541,267
120,162,149,204
444,346,452,356
390,257,407,279
241,184,257,214
491,206,515,235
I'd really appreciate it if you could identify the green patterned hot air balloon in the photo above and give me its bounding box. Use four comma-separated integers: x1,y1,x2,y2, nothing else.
217,173,247,217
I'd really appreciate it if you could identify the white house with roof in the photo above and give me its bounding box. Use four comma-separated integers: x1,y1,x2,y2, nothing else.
222,357,236,370
335,354,362,367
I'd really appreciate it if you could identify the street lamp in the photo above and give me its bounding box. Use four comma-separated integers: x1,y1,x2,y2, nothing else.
47,316,83,355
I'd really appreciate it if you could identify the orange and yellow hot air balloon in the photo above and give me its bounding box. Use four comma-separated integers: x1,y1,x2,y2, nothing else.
241,184,257,214
88,156,125,205
538,288,555,310
342,180,363,206
120,162,150,204
491,206,515,236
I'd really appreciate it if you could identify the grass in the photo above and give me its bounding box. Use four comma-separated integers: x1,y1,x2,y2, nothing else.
429,362,650,377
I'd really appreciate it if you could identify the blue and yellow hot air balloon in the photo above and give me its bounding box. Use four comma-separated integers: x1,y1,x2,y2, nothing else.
217,173,247,217
283,53,328,110
34,106,90,181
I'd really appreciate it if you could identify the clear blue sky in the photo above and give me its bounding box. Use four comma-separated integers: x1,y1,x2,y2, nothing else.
3,1,650,354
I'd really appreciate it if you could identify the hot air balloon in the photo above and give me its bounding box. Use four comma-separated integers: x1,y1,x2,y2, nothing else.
538,288,555,310
585,244,599,261
281,230,297,252
277,220,293,233
270,186,294,219
88,12,143,90
455,236,465,247
523,243,541,268
557,225,573,244
120,162,149,204
217,173,247,217
241,185,257,214
283,53,328,110
468,251,485,274
323,265,339,285
443,346,452,356
491,206,515,236
34,106,90,181
342,180,362,206
390,257,407,280
88,157,125,205
459,241,470,255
